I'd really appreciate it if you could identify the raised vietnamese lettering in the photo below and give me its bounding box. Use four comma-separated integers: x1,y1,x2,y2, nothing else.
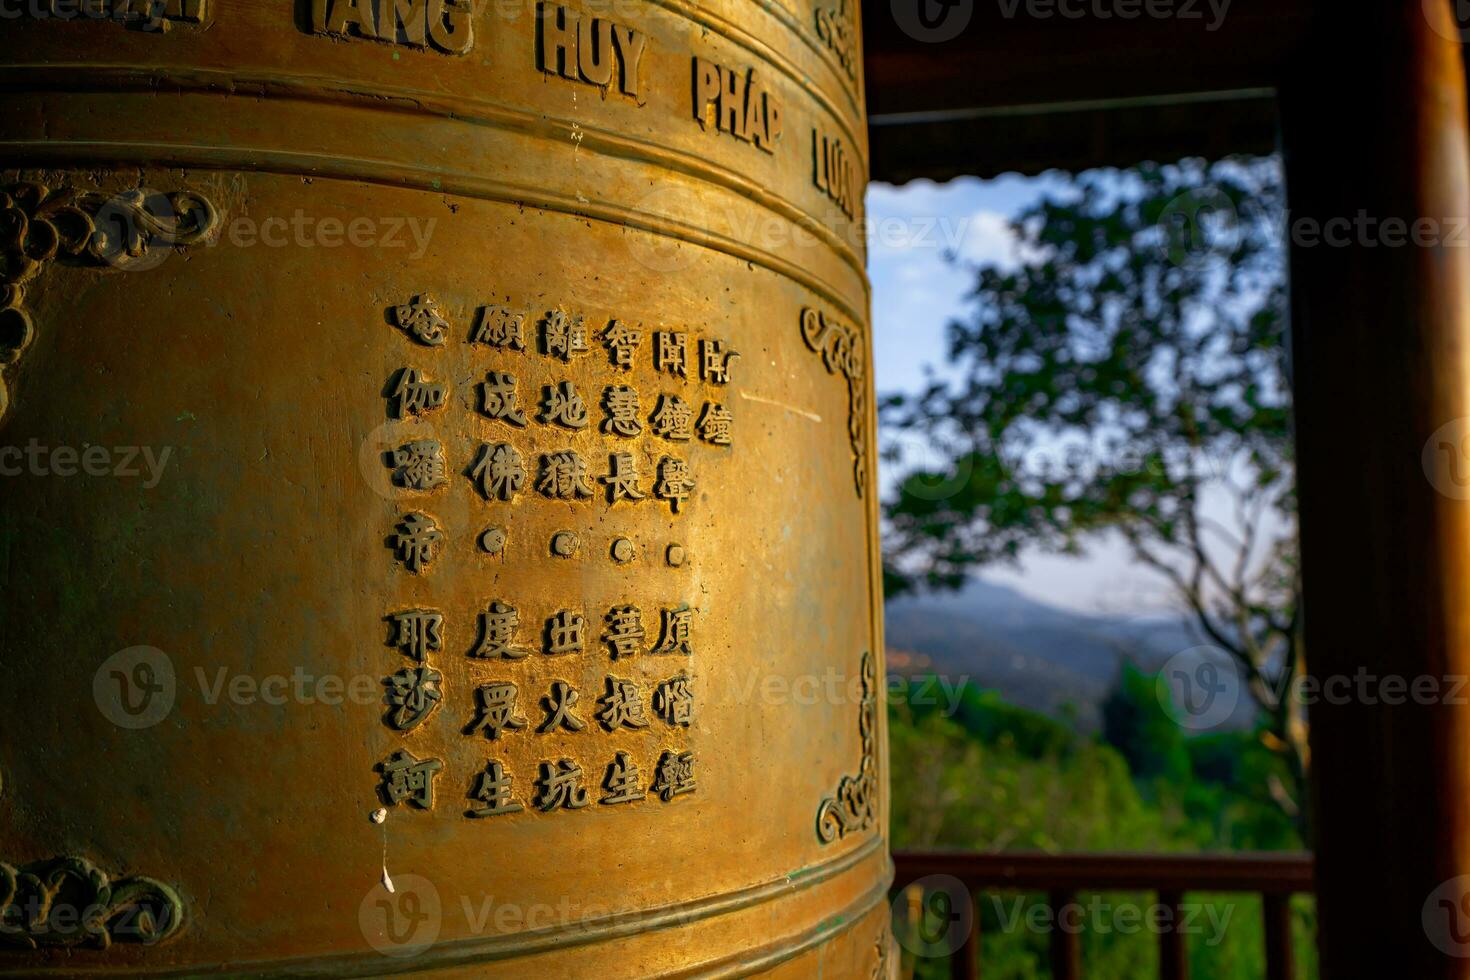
537,3,648,101
366,292,730,820
693,57,783,154
311,0,474,55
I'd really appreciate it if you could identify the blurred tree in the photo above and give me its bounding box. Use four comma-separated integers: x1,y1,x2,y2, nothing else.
882,157,1307,827
1103,664,1191,785
888,686,1194,853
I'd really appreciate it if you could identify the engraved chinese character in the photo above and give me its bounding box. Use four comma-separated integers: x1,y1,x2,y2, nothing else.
468,760,525,817
393,294,450,346
654,330,688,377
596,676,650,731
390,512,443,573
653,604,693,655
654,672,695,727
601,385,642,437
377,749,443,809
539,381,590,429
601,752,646,805
603,605,646,659
472,600,529,660
654,456,696,513
470,442,526,501
389,609,443,662
535,759,590,811
698,403,733,446
390,367,448,418
700,338,738,384
384,666,443,732
478,371,528,427
469,681,529,740
536,451,595,500
600,452,646,504
600,320,642,370
473,305,525,350
538,680,587,733
649,395,693,441
544,609,586,655
651,750,696,801
389,440,448,491
542,310,589,361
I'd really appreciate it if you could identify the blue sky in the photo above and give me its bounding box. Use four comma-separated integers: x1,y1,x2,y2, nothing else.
868,176,1176,616
868,175,1063,395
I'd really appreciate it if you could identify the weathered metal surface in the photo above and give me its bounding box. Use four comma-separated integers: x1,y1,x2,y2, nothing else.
0,1,890,976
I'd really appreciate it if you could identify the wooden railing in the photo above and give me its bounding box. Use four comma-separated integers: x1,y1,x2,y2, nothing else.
892,851,1315,980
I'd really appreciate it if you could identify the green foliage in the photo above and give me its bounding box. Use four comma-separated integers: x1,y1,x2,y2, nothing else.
1101,664,1303,851
880,156,1310,828
891,677,1202,853
1175,732,1303,852
888,675,1315,979
883,157,1292,597
1102,663,1192,785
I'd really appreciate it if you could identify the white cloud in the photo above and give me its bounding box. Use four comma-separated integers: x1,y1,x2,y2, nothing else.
958,209,1025,269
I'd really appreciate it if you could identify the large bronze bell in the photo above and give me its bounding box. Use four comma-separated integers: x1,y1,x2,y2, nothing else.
0,1,889,975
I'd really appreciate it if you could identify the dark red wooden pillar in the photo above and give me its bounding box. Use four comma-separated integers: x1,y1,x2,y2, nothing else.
1281,1,1470,975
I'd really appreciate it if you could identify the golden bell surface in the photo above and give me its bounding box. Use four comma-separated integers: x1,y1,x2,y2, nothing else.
0,1,890,976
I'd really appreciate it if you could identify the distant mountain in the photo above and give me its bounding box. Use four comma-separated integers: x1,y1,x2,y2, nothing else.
885,579,1252,731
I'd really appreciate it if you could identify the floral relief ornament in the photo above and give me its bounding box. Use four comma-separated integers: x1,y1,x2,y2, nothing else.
0,180,219,422
0,855,184,949
816,650,879,844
